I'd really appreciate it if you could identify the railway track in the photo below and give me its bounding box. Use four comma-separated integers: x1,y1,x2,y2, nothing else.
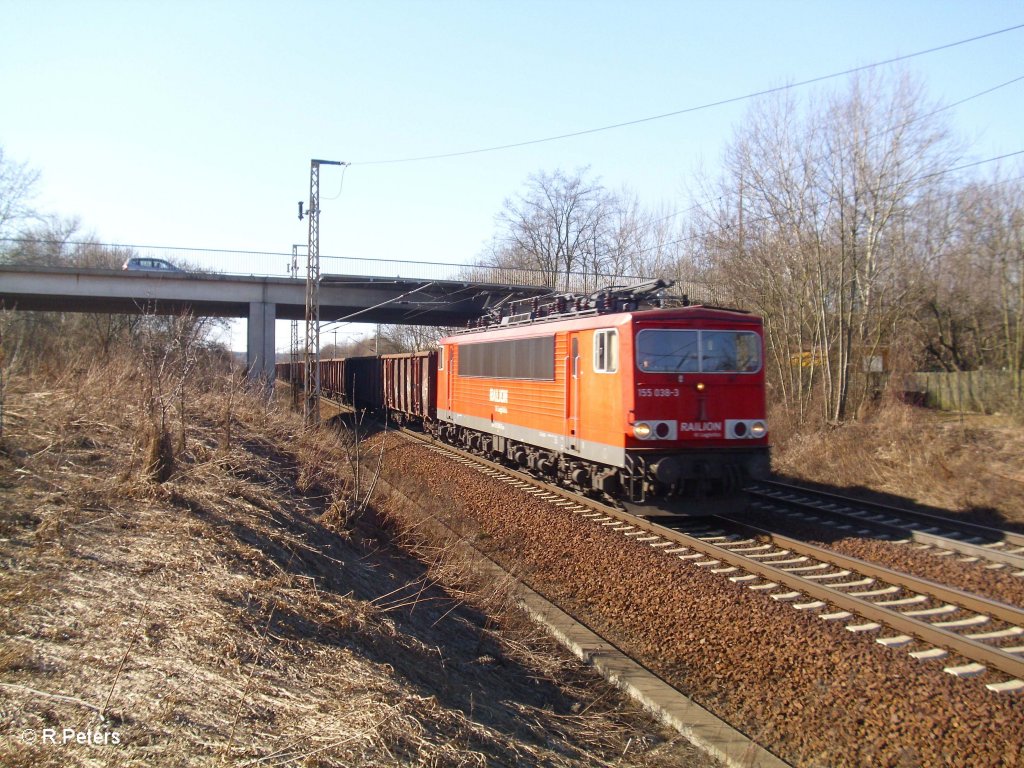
382,428,791,767
304,378,1024,700
667,516,1024,693
286,388,793,764
747,480,1024,573
395,428,1024,695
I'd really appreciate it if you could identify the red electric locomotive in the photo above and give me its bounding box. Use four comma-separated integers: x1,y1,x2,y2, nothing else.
278,281,771,515
434,283,770,514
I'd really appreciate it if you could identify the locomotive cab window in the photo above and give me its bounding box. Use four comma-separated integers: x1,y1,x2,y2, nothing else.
637,330,698,372
437,346,445,371
636,330,761,373
593,329,618,373
701,331,761,372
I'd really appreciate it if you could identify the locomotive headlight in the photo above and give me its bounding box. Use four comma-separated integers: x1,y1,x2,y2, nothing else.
751,421,767,438
695,381,706,391
633,422,652,439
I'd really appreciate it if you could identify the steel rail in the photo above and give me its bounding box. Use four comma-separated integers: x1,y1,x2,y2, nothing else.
402,432,1024,680
750,481,1024,570
910,531,1024,569
298,385,1024,684
645,524,1024,681
716,516,1024,626
587,497,1024,681
371,427,794,767
755,479,1024,549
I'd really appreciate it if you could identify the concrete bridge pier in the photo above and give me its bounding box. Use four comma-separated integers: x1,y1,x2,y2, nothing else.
246,301,276,388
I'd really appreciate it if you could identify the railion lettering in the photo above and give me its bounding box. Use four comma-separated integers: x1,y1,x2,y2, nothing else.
679,421,722,432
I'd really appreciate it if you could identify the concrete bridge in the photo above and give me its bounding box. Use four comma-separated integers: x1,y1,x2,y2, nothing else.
0,265,548,381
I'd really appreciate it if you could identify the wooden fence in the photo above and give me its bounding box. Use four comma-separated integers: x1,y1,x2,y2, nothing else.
903,371,1021,414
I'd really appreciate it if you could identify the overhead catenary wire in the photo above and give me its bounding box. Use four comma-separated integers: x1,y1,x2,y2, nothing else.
648,72,1024,227
322,163,350,202
318,282,439,327
351,23,1024,166
636,150,1024,258
134,23,1024,360
336,31,1024,263
306,24,1024,269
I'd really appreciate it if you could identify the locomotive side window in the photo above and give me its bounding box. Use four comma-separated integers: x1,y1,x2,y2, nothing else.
458,335,555,380
438,345,445,371
636,330,761,373
593,329,618,373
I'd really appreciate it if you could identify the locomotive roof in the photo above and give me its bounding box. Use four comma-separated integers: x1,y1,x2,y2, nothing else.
631,305,757,321
442,304,761,343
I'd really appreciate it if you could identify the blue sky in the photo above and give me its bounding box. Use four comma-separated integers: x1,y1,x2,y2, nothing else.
2,1,1022,350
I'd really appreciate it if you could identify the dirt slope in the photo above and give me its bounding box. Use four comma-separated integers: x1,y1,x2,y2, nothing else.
0,364,713,768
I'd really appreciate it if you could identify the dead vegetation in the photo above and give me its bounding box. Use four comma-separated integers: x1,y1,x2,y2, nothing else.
0,354,710,767
769,397,1024,529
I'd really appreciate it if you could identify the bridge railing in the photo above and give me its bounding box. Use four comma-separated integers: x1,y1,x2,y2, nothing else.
0,238,729,306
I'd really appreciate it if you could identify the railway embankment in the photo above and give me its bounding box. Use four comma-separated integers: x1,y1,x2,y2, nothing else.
370,430,1024,768
4,356,1023,767
0,363,713,768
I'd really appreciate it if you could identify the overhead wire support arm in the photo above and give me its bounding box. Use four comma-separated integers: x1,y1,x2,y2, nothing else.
302,158,348,426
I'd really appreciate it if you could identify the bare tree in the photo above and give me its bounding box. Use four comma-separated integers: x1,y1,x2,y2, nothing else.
0,146,39,239
692,89,831,422
485,168,619,291
376,324,450,354
692,70,960,423
991,177,1024,401
908,184,996,373
817,70,957,419
913,173,1023,404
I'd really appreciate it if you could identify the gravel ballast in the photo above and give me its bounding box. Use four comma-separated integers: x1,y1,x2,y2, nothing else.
375,435,1024,768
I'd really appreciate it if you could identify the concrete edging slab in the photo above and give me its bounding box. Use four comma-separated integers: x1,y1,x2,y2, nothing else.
481,557,790,768
377,467,790,767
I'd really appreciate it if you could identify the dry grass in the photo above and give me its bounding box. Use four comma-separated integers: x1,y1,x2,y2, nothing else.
0,354,707,767
771,397,1024,528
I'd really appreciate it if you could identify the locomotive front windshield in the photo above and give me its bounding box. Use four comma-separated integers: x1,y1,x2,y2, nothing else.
636,330,761,373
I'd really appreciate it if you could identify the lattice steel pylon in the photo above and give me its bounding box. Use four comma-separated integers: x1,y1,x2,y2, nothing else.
289,243,304,407
300,158,344,425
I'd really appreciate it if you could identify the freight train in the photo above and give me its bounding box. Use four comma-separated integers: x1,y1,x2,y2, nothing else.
277,281,770,515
